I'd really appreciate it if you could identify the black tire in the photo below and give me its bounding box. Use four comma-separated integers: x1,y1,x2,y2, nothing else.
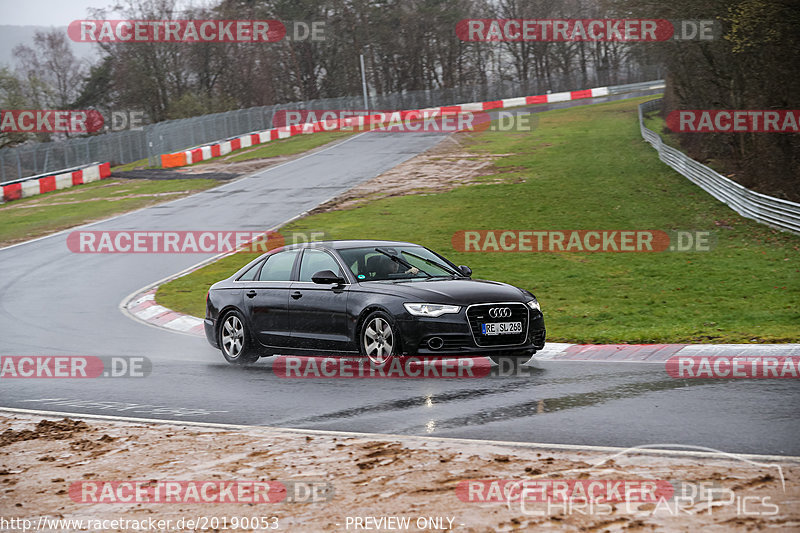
218,310,260,365
359,311,399,368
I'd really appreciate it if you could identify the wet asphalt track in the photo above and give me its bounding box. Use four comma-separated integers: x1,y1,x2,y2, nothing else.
2,89,798,456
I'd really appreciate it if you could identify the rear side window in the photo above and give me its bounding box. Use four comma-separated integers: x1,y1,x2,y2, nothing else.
258,250,299,281
237,260,264,281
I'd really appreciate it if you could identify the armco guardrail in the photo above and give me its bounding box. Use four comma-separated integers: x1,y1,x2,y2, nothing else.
639,99,800,235
0,161,111,204
162,80,666,168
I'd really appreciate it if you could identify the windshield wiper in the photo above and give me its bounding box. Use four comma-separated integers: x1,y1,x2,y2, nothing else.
401,250,459,277
374,248,432,278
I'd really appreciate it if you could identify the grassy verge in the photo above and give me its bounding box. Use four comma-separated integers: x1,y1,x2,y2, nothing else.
158,96,800,343
111,158,154,172
641,107,735,176
0,179,219,246
642,109,681,149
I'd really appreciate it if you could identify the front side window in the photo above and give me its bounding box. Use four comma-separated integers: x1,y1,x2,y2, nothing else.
338,246,457,281
258,250,299,281
298,249,344,282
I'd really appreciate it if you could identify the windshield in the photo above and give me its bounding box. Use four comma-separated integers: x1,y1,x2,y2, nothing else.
338,246,458,281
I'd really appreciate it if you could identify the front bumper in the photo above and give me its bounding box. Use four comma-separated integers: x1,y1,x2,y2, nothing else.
396,309,545,356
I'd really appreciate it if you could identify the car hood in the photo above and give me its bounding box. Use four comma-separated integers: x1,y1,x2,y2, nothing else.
357,278,529,305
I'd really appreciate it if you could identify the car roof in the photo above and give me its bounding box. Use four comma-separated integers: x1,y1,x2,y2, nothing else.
281,239,420,251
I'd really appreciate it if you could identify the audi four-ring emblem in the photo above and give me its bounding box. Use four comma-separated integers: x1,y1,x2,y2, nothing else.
488,307,512,318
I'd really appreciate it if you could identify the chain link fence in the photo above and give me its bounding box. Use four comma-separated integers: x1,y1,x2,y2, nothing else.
0,128,146,184
1,66,663,182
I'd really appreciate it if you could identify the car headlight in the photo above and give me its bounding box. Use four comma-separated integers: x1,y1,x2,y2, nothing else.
403,303,461,317
526,299,541,311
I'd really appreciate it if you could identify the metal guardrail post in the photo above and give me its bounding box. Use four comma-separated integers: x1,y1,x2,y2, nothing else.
639,99,800,235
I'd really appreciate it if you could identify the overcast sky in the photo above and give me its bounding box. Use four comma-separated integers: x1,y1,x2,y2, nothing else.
0,0,108,26
0,0,213,26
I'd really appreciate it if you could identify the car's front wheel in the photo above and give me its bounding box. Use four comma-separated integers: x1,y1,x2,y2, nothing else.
219,310,260,365
360,311,398,367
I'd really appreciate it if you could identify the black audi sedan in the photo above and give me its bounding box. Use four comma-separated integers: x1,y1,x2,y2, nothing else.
204,240,545,366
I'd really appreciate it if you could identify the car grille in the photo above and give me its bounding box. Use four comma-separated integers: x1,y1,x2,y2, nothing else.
466,303,529,347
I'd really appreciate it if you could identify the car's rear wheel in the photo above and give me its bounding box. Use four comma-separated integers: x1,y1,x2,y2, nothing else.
360,312,398,367
219,310,259,365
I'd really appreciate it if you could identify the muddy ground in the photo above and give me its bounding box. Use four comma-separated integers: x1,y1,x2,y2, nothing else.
310,136,516,214
1,414,797,532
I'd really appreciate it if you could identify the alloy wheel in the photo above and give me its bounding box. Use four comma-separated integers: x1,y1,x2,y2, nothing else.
363,316,394,365
221,314,244,359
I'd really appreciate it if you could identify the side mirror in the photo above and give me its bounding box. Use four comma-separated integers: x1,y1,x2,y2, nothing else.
311,270,345,285
458,265,472,277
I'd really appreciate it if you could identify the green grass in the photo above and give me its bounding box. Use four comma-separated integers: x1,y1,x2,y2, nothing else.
157,252,266,316
641,108,734,175
158,96,800,343
0,179,218,246
643,109,690,153
111,158,154,172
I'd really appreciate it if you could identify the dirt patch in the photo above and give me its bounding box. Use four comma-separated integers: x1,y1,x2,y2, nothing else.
179,156,293,176
1,414,797,532
310,136,518,214
0,418,89,446
112,169,239,180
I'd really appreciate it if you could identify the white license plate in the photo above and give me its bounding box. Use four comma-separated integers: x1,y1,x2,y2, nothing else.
481,322,522,335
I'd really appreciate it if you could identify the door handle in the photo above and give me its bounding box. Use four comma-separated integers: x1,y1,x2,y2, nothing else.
246,290,257,298
291,291,302,299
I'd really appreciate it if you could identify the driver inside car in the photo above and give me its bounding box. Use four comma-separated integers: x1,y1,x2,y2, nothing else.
365,254,419,279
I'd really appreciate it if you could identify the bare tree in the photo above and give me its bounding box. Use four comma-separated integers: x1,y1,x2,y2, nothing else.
13,29,87,109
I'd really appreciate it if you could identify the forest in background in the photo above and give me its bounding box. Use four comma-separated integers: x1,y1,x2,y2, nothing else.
1,0,797,200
